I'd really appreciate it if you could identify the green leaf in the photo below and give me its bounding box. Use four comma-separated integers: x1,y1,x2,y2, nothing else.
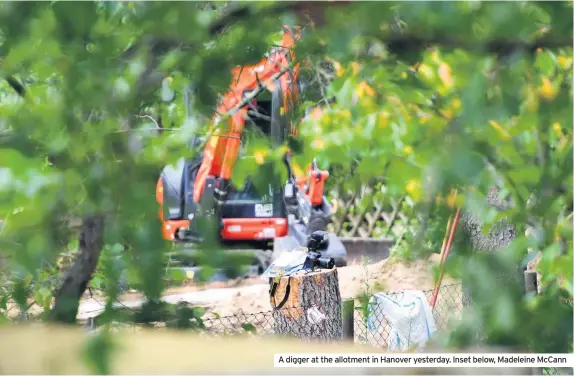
535,50,557,77
0,294,8,311
33,287,52,310
192,306,206,319
507,164,542,185
166,268,187,285
241,322,257,333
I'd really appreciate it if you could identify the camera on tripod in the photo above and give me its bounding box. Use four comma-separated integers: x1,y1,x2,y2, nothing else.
303,231,335,270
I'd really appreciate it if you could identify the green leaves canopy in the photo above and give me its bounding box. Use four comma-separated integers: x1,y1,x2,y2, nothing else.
0,0,571,366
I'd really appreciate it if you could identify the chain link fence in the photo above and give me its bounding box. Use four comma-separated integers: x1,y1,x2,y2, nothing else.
353,284,463,348
202,306,343,341
195,283,568,375
198,284,463,341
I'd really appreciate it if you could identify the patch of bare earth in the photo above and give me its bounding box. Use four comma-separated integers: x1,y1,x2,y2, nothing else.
202,254,459,317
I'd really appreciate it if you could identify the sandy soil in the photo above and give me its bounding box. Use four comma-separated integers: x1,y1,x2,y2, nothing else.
199,253,458,318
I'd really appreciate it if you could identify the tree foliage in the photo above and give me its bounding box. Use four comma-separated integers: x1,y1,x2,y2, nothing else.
0,0,572,371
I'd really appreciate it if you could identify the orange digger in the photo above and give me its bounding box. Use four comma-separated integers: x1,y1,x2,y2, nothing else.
155,26,347,275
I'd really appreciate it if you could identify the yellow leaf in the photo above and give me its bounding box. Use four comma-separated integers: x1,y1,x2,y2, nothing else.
254,150,266,165
311,139,325,150
557,55,573,70
356,81,375,99
524,85,539,112
331,60,343,77
351,62,360,76
451,98,462,110
405,179,421,201
292,162,304,177
419,113,431,125
417,64,435,83
378,111,390,128
439,108,453,120
538,77,558,101
438,63,453,88
488,120,511,141
446,189,457,208
553,122,564,138
309,107,323,120
388,96,401,106
558,136,570,153
363,82,375,97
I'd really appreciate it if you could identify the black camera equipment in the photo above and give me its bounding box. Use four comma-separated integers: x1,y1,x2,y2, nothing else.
303,231,335,270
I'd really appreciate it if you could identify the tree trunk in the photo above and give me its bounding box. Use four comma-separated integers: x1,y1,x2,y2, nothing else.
49,214,105,324
270,268,343,342
459,188,520,344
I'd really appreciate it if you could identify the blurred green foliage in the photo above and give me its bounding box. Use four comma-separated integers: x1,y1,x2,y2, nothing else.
0,0,572,372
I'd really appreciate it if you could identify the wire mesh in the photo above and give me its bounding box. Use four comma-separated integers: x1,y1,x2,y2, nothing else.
198,284,463,345
201,306,343,342
181,283,568,375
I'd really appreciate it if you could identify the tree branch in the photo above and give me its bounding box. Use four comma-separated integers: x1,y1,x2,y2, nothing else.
5,76,25,97
381,34,573,56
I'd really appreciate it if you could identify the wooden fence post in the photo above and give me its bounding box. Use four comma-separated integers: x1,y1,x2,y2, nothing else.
342,299,354,341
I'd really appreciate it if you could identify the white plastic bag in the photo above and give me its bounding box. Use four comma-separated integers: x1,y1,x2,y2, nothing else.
261,249,308,279
367,290,437,352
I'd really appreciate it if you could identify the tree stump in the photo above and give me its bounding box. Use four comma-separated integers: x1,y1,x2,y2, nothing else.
269,268,342,342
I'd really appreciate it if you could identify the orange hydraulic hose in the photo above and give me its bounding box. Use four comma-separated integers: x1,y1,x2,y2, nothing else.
431,207,461,309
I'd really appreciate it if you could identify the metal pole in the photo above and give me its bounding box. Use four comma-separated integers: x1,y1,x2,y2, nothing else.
342,299,354,341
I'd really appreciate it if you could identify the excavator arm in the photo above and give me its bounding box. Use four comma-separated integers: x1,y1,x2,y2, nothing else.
193,27,301,208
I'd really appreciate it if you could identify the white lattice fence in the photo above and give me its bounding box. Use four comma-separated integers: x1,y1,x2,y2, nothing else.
327,184,415,239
